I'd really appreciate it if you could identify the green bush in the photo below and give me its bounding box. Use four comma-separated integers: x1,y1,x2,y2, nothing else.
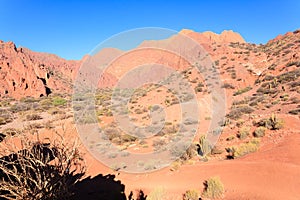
202,176,224,199
253,126,266,137
52,97,67,106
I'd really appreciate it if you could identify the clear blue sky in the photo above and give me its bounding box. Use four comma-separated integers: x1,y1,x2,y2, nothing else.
1,0,299,60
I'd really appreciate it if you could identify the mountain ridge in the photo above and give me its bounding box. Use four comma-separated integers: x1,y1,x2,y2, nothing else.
0,29,299,99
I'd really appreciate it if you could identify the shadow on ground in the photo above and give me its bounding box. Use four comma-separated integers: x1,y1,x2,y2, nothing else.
0,142,147,200
71,174,126,200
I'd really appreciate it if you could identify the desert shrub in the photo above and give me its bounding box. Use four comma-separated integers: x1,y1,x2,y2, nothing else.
230,138,260,158
48,108,66,115
286,61,300,67
20,96,39,103
147,187,166,200
10,103,32,113
232,99,249,106
170,161,181,171
0,137,85,200
277,69,300,84
0,117,7,125
153,139,167,152
0,109,13,125
268,114,284,130
227,106,254,120
183,189,199,200
75,112,98,124
226,135,235,141
231,72,237,79
180,144,197,161
194,82,204,93
44,121,54,129
289,97,300,104
160,124,178,136
222,83,235,89
236,119,245,127
2,128,20,137
289,80,300,88
153,138,166,147
289,109,300,115
121,134,137,143
52,96,67,106
96,108,112,117
211,146,224,155
253,126,266,137
202,176,224,199
204,116,211,120
238,126,250,140
104,127,121,141
233,86,252,96
39,98,53,110
256,114,284,130
0,100,11,107
263,75,275,81
25,113,43,121
134,108,144,114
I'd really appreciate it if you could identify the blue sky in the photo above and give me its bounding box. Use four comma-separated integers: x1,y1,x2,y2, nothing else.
1,0,299,60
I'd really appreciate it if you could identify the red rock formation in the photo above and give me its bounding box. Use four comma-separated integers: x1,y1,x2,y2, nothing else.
2,29,300,99
0,40,80,99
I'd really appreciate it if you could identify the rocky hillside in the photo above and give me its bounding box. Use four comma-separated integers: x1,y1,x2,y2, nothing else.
0,29,299,104
0,40,80,99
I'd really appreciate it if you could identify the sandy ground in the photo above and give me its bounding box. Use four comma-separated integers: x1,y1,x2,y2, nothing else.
1,109,299,199
83,132,300,200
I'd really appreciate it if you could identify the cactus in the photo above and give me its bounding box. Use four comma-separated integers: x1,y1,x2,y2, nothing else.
199,135,211,156
268,113,284,130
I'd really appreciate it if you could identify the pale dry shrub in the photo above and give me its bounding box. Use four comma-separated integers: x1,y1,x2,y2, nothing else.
0,134,85,200
202,176,224,199
147,187,166,200
183,189,199,200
